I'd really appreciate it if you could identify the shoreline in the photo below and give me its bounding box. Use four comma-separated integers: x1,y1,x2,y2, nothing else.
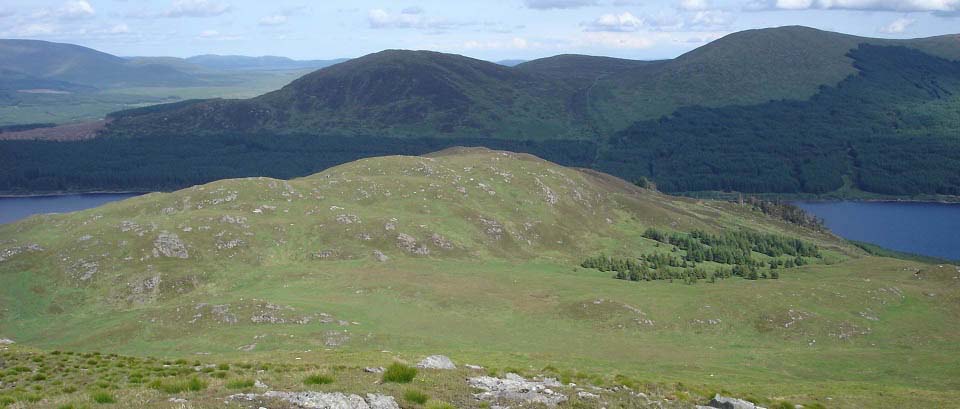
3,189,960,204
0,191,151,198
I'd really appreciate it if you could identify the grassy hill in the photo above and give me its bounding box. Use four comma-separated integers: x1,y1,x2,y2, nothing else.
0,149,958,407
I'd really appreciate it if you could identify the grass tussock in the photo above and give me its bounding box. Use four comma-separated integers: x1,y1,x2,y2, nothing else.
303,373,334,386
149,377,207,394
403,389,429,404
225,378,255,389
382,363,417,384
90,391,115,404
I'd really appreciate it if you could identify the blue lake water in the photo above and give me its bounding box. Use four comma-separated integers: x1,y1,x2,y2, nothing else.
794,201,960,261
0,193,141,225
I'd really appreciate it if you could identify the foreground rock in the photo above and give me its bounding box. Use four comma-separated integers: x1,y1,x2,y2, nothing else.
417,355,456,369
697,394,767,409
231,391,399,409
468,373,567,407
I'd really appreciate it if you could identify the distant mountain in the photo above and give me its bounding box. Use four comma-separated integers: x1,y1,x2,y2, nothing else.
0,39,205,89
184,55,349,71
591,26,960,131
4,26,960,198
106,49,589,139
495,59,527,66
515,54,653,83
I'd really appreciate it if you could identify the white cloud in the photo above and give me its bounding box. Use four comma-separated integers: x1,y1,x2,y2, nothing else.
164,0,231,18
463,37,534,50
583,12,645,32
524,0,599,9
689,10,734,28
879,17,916,32
367,8,474,31
679,0,712,10
6,23,59,37
106,23,130,34
746,0,959,11
58,0,95,20
259,14,287,26
576,31,656,48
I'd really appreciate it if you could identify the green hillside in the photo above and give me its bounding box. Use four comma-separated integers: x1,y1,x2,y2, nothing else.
3,26,960,198
0,149,958,407
106,50,590,139
589,26,960,131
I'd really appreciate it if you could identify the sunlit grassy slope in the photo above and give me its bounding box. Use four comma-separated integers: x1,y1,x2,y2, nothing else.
0,148,958,408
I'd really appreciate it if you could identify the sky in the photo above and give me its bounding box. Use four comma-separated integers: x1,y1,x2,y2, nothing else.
0,0,957,61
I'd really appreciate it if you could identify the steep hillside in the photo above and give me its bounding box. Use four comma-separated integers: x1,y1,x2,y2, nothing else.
107,50,589,138
1,149,958,407
591,26,960,130
598,45,960,195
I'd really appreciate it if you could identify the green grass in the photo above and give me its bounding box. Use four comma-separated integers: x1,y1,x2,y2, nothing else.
225,378,255,389
403,389,430,404
0,149,957,408
303,374,334,386
90,391,115,404
382,364,418,384
149,377,207,394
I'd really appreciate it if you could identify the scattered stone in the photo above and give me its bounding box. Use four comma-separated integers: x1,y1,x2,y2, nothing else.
153,232,188,259
238,343,257,352
430,233,453,249
168,397,188,403
703,394,766,409
0,244,43,262
363,367,385,374
465,364,484,370
254,380,268,389
372,250,389,262
417,355,456,370
396,233,429,255
468,373,567,407
0,338,15,345
231,391,398,409
336,214,361,224
577,391,599,399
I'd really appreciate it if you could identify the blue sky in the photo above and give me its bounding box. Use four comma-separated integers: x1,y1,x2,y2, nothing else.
0,0,957,60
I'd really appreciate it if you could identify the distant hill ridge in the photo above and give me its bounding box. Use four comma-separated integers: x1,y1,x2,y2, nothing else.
3,26,960,198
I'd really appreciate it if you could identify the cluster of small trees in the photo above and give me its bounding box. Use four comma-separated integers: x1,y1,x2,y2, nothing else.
582,227,818,284
643,228,819,262
581,254,782,284
744,197,825,231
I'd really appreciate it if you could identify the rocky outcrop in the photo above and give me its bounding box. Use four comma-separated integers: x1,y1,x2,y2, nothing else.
699,394,767,409
153,233,188,259
372,250,389,262
0,243,43,262
468,373,567,407
231,391,399,409
416,355,456,369
396,233,429,255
